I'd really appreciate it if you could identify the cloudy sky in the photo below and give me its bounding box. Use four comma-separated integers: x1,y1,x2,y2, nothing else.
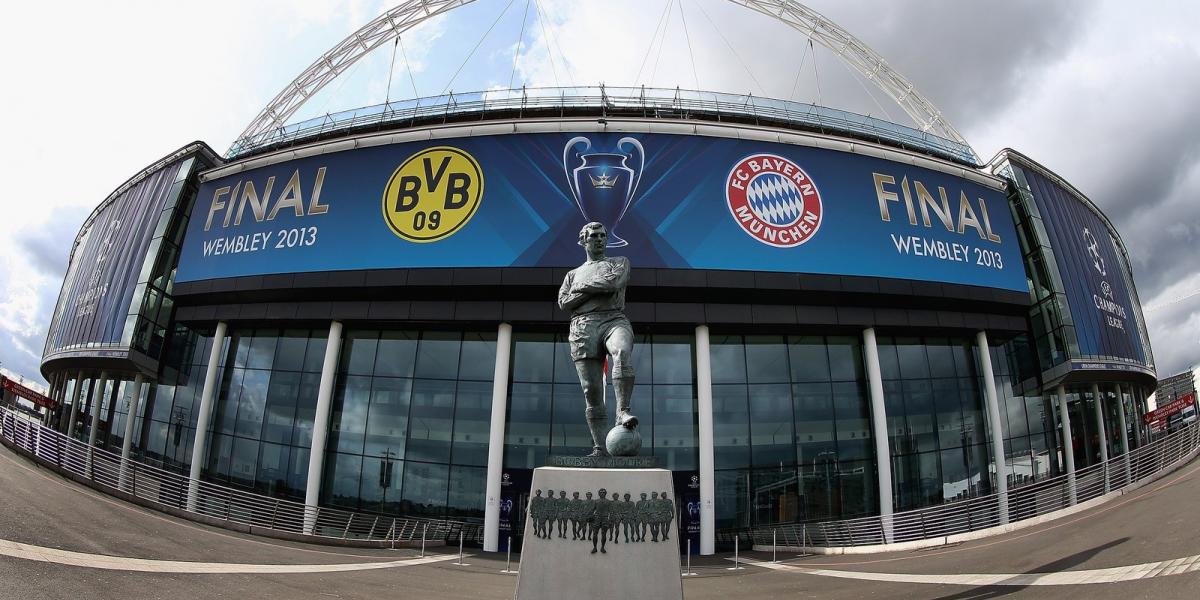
1,0,1198,387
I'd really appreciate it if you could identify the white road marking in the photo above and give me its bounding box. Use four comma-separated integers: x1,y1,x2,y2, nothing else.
0,538,461,574
736,554,1200,586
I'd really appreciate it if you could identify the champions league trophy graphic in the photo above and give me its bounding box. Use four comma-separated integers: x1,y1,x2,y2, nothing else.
563,136,645,247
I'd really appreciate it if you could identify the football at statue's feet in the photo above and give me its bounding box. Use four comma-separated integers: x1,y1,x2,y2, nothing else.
606,425,642,456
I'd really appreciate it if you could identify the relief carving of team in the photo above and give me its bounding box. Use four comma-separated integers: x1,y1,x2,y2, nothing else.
528,487,675,553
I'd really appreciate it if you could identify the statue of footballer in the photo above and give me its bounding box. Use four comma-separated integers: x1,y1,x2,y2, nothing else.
557,222,638,457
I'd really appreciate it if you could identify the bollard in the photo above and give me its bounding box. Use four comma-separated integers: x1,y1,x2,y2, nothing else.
421,523,427,557
727,536,744,570
502,536,516,574
454,531,467,566
773,529,777,563
683,539,697,576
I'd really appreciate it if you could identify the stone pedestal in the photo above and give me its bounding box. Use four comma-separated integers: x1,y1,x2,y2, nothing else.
515,466,682,600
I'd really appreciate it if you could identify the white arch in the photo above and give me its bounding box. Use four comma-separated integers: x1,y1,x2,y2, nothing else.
233,0,969,152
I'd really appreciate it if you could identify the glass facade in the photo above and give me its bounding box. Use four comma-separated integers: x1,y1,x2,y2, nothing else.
709,334,874,529
504,332,698,471
323,329,496,518
877,336,990,510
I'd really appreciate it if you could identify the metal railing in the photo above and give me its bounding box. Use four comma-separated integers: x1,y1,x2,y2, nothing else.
731,421,1200,549
0,406,481,546
226,85,979,166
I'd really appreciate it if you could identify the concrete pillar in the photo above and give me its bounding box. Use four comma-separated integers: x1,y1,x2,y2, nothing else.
304,320,344,534
1056,385,1076,505
119,374,146,491
188,322,228,511
1091,383,1109,493
483,322,513,553
1114,383,1131,485
87,372,109,448
1130,384,1144,448
976,331,1009,524
695,325,715,556
863,328,893,540
67,371,86,437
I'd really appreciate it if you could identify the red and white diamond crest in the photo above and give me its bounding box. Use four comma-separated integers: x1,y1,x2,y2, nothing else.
725,153,823,248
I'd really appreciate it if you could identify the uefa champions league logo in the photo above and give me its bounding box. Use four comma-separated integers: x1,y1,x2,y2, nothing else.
563,136,645,247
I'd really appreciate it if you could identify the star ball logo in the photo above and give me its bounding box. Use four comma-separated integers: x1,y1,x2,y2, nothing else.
382,146,484,243
726,153,822,248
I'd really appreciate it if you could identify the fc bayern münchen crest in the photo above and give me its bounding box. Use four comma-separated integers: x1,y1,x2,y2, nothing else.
726,153,822,248
563,136,645,247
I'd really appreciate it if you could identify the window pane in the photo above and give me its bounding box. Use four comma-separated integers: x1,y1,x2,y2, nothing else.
794,382,835,467
652,336,693,385
827,336,864,382
262,371,299,444
451,380,492,466
330,375,370,454
247,332,278,370
322,452,363,510
364,377,411,459
788,336,830,382
710,337,747,384
512,334,555,383
833,381,871,462
551,383,592,457
652,384,697,471
458,333,497,381
229,437,259,488
401,461,449,517
504,382,552,469
341,331,378,376
256,442,291,496
374,331,417,378
406,379,455,463
234,369,270,439
712,384,750,470
291,373,322,448
745,337,788,384
275,330,309,372
447,465,486,518
749,383,793,467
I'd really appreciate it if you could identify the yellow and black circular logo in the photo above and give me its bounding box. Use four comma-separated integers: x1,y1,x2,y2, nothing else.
381,146,484,242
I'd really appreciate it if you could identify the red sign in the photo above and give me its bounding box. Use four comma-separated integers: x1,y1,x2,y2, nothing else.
1,376,56,409
1143,392,1196,425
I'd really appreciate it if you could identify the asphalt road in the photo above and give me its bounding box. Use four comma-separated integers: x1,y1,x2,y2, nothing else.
1,440,1198,599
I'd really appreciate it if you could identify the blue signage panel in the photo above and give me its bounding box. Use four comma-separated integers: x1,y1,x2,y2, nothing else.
177,133,1026,292
45,159,189,355
1022,166,1150,365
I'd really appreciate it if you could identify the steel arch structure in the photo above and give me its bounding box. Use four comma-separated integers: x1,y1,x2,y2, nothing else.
233,0,970,154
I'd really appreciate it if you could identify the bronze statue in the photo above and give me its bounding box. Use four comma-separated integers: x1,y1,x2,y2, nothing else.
557,222,638,457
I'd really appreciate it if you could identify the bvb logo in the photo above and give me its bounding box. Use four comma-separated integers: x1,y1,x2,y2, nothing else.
382,146,483,242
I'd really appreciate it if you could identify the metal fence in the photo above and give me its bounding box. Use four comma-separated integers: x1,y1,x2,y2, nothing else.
225,85,979,165
0,406,482,546
729,421,1200,550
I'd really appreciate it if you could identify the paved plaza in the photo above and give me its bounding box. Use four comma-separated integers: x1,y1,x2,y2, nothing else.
1,441,1197,599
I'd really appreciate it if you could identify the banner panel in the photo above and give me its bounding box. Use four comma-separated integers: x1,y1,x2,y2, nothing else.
45,160,188,355
1021,167,1150,365
177,133,1026,292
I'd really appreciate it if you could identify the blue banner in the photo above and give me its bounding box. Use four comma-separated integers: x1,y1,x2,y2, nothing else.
177,133,1026,292
1022,167,1150,365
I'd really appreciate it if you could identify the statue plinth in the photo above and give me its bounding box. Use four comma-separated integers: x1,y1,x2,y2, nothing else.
515,466,683,600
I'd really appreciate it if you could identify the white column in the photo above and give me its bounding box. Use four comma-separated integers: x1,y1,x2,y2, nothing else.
1091,383,1110,493
1056,385,1076,505
1132,386,1142,448
483,322,513,553
862,328,893,540
1114,383,1131,484
119,374,146,491
976,331,1008,525
304,320,344,534
87,372,109,448
67,371,85,437
188,322,228,511
695,325,716,556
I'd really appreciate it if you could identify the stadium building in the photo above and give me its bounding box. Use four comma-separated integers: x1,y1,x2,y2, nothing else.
34,1,1157,555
